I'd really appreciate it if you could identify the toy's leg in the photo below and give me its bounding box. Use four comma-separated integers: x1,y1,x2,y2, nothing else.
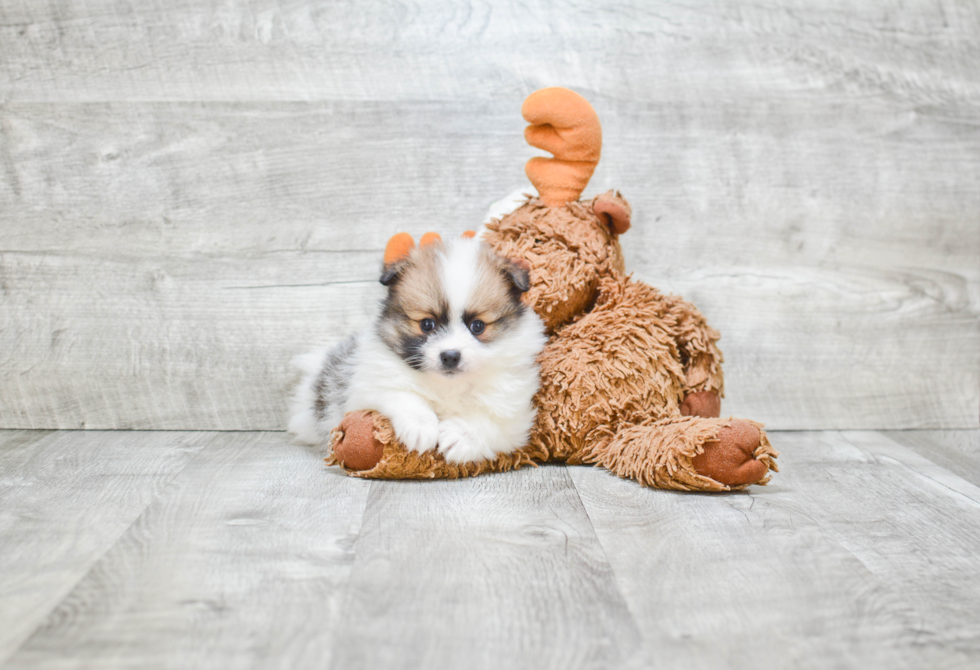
692,420,775,486
529,276,776,490
328,410,543,480
658,293,726,396
575,415,778,492
680,390,721,418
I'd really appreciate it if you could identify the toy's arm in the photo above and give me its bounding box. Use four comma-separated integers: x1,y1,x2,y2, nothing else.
660,294,725,412
328,410,542,479
588,191,722,404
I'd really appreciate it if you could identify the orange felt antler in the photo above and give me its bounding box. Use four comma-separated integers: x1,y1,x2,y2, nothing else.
383,232,416,265
419,232,443,247
383,232,452,265
523,87,602,208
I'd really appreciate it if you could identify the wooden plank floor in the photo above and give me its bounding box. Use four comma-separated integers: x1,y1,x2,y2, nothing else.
1,429,979,670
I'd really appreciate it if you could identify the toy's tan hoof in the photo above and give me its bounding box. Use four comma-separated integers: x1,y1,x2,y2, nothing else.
680,390,721,418
692,420,768,487
333,411,385,471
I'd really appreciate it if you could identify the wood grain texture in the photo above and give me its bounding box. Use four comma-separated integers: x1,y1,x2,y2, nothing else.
3,429,980,668
4,431,372,670
0,1,977,104
612,98,980,429
569,430,980,669
0,430,208,665
0,248,383,430
883,429,980,487
330,466,646,670
0,0,977,430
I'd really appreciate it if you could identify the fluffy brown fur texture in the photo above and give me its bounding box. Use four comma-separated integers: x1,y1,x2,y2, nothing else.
328,193,778,492
325,88,777,491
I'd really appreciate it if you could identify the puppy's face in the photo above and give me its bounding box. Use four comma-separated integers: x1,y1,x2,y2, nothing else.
378,238,530,377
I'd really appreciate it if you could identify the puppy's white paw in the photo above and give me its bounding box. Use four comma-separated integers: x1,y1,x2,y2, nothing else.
391,411,439,453
438,419,495,464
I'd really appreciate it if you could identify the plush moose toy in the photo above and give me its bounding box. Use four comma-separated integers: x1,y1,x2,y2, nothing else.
327,87,777,491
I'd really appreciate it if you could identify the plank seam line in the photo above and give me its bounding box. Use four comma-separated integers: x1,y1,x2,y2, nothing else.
324,478,375,670
733,438,905,593
224,280,373,289
0,433,212,665
564,465,651,666
839,432,980,507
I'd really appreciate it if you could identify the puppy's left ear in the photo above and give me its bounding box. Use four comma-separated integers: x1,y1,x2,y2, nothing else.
503,258,531,293
381,232,416,286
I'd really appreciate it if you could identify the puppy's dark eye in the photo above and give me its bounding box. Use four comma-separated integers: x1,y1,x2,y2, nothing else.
469,319,485,336
420,318,436,333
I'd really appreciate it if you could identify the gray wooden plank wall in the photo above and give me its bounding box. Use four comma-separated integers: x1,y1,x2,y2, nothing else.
1,1,977,430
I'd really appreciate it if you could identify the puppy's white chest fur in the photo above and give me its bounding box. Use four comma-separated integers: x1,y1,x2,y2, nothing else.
344,307,544,464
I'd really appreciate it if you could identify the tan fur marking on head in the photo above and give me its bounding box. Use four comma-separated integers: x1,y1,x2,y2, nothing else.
379,243,450,358
464,244,527,341
389,243,447,321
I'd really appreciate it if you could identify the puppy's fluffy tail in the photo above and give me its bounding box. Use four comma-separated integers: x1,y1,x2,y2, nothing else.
287,347,330,446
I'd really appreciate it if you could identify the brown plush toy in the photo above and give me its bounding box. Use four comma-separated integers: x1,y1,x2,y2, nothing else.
327,87,778,492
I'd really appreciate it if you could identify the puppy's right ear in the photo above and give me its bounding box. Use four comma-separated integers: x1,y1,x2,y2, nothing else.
380,260,408,286
381,232,415,286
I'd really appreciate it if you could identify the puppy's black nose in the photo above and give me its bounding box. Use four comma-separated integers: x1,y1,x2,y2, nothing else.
439,350,461,369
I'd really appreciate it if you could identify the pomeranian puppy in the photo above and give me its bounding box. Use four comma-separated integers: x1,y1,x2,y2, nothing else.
289,236,546,464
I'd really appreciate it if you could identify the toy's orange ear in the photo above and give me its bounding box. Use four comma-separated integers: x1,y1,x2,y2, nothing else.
461,230,476,239
419,232,442,247
523,87,602,208
383,232,415,265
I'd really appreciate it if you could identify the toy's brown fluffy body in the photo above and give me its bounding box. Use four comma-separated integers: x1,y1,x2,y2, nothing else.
329,194,778,491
